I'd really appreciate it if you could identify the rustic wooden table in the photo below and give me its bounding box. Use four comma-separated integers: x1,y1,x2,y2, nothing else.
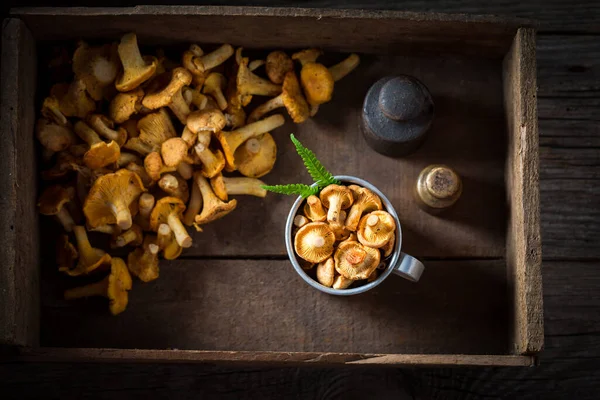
1,1,599,398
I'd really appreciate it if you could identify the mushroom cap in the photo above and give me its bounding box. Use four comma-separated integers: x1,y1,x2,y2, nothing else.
161,137,190,167
63,249,111,277
319,184,353,210
334,240,381,280
83,169,145,228
84,140,121,170
357,210,396,249
209,174,228,202
38,185,73,215
187,109,227,133
331,223,352,242
316,256,335,287
163,235,183,260
381,231,396,258
137,109,176,147
345,187,383,231
292,48,323,65
266,51,294,84
332,274,354,290
294,222,335,264
127,246,159,282
300,62,334,106
142,67,192,109
106,257,133,315
116,55,157,92
56,234,78,273
234,133,277,178
303,195,327,222
204,72,226,89
73,41,118,101
347,184,362,198
51,80,96,118
109,88,144,123
36,118,76,152
281,72,310,123
150,196,186,231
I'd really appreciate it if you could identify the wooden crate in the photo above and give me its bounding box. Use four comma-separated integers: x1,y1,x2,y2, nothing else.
0,6,542,367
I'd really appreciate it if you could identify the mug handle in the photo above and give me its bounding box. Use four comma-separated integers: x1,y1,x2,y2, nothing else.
391,253,425,282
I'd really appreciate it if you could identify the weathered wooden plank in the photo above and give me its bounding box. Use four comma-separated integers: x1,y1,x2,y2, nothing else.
537,35,600,97
13,1,600,33
0,19,39,347
40,259,510,356
502,28,543,355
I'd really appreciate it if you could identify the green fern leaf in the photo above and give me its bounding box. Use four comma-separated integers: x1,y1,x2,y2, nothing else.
261,184,319,198
290,134,340,188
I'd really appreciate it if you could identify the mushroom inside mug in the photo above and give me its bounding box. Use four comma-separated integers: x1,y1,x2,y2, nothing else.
285,176,424,296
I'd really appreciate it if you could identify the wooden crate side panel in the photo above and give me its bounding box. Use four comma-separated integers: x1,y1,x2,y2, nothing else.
15,347,536,367
14,6,518,57
0,19,39,346
502,28,543,354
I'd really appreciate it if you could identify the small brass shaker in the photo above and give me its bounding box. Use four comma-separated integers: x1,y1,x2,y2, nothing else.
415,165,462,213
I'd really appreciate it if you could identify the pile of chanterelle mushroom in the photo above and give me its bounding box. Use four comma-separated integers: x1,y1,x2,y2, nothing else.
293,184,395,290
36,32,360,315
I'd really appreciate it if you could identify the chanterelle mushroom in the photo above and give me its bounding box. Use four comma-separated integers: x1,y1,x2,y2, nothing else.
234,133,277,178
194,173,237,227
357,210,396,249
60,225,112,276
83,169,145,230
150,196,192,248
381,232,396,258
329,53,360,82
50,79,96,119
73,41,119,101
36,118,76,153
109,88,144,123
203,72,228,110
344,187,382,232
161,137,194,168
112,224,143,248
292,49,334,107
333,274,354,290
137,109,177,150
87,114,128,146
183,174,203,227
74,121,121,170
156,223,183,260
334,240,380,281
56,234,78,273
64,257,132,316
216,114,285,170
135,192,155,230
209,173,267,201
320,184,353,226
193,131,226,178
237,57,282,98
144,152,176,182
265,50,294,84
316,256,335,287
304,195,327,222
159,173,190,203
248,71,309,123
38,185,76,232
142,67,193,124
115,33,157,92
128,240,159,282
187,109,227,134
42,96,68,126
294,222,336,264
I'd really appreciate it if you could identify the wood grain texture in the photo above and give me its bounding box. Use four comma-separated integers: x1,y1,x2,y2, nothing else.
40,259,510,356
502,28,543,354
15,6,521,58
11,0,600,33
0,19,39,347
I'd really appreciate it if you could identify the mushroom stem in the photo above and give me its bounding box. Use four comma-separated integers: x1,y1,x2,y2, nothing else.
167,213,192,248
64,278,108,300
118,152,142,167
181,127,198,147
74,121,102,146
247,95,284,123
200,44,234,70
169,90,191,124
367,215,380,227
327,195,343,225
183,176,202,226
138,193,155,222
118,33,147,72
333,275,354,290
56,208,76,232
194,142,223,177
157,223,172,249
42,97,68,126
88,115,121,143
126,163,153,188
294,215,308,228
177,162,193,180
115,228,138,247
329,54,360,82
110,200,133,230
248,59,265,71
148,243,160,255
124,138,155,156
88,224,119,235
225,114,285,154
73,226,99,266
222,177,267,197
